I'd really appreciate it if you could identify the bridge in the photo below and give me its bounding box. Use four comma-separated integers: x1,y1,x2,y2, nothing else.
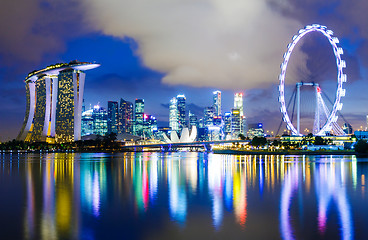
121,140,250,152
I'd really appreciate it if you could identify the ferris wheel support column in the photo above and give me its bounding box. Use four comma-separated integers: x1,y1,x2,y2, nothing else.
315,85,320,133
297,83,301,135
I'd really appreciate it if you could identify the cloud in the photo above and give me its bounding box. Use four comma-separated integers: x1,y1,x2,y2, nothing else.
0,0,89,71
81,0,302,89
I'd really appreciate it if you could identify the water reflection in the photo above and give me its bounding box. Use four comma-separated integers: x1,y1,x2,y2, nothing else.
0,153,366,239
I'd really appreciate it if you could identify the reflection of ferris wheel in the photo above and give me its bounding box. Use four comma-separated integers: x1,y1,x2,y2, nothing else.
279,24,347,136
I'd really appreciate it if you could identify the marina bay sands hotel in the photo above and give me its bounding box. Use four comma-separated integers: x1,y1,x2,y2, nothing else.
17,61,100,143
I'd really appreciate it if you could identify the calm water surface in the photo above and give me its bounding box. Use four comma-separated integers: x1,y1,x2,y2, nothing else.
0,152,367,240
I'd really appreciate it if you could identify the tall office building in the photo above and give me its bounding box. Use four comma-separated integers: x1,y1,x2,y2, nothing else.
189,111,198,129
92,105,108,136
143,114,158,138
177,95,186,130
169,94,186,131
81,108,94,136
134,99,145,136
231,108,242,138
107,101,119,134
204,107,214,127
213,91,221,117
223,112,232,136
234,93,244,117
169,97,179,131
119,98,133,134
234,92,245,133
17,61,100,142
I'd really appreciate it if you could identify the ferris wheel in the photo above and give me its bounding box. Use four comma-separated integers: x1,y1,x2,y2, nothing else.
278,24,347,136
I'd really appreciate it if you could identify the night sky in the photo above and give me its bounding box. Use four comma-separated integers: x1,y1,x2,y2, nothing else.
0,0,368,141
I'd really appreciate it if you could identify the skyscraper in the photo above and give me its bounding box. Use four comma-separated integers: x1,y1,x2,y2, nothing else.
17,61,100,143
119,98,133,134
213,90,221,117
234,93,244,117
234,92,245,133
204,107,214,127
134,99,144,136
177,95,186,130
81,108,94,136
107,101,119,134
223,112,232,137
189,111,198,129
169,97,179,131
92,105,108,136
231,108,241,138
169,94,186,131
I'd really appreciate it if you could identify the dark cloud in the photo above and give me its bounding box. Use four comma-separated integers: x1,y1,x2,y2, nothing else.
269,0,368,74
0,0,89,71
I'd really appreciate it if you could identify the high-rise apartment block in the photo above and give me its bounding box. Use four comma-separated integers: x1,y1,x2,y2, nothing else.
107,101,119,134
17,61,100,142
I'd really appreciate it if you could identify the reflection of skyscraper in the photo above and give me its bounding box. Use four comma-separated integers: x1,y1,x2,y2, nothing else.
213,91,221,117
119,98,133,134
17,61,100,142
134,99,144,136
107,101,119,134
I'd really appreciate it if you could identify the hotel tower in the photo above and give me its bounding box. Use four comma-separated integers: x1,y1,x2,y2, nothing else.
17,61,100,143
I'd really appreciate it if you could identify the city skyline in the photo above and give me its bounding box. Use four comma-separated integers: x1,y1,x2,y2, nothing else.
1,1,368,141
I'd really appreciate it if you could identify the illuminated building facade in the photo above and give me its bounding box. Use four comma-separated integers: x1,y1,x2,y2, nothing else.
231,109,242,138
213,90,221,117
119,98,133,134
204,107,214,127
107,101,119,134
169,94,186,132
177,95,186,131
234,93,244,117
143,114,158,138
234,93,245,133
223,112,232,137
92,105,108,136
189,111,198,129
134,99,144,136
17,61,100,142
81,108,94,136
169,97,179,131
247,123,265,138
